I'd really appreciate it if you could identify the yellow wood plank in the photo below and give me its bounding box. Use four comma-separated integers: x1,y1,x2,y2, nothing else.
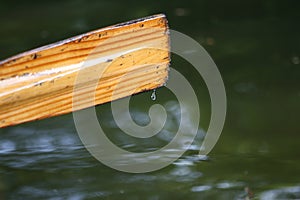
0,14,170,128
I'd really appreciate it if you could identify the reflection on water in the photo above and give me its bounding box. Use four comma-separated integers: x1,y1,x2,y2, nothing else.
0,100,210,199
1,102,299,199
0,126,94,170
260,186,300,199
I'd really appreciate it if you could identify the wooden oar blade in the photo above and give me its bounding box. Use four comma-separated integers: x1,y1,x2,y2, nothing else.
0,14,170,128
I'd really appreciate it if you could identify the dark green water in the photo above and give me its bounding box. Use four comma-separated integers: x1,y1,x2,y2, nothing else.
0,1,300,199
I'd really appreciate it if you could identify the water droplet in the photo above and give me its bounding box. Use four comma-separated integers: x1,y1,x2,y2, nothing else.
151,89,156,101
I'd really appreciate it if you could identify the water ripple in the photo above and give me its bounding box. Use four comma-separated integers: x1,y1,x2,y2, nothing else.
260,186,300,199
0,127,94,170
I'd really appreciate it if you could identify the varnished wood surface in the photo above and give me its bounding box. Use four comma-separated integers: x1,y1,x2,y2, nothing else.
0,14,170,128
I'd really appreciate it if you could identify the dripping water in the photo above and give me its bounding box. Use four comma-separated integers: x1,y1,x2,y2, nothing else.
151,89,156,101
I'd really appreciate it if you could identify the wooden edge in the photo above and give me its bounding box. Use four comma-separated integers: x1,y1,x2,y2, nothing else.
0,14,167,67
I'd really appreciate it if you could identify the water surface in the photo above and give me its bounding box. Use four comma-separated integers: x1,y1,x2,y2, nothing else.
0,1,300,199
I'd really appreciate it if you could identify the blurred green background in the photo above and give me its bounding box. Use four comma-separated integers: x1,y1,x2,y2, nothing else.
0,0,300,199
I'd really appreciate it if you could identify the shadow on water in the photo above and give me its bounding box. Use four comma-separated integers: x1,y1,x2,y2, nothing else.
0,0,300,199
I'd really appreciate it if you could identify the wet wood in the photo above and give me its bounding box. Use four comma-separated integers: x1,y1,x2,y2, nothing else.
0,14,170,128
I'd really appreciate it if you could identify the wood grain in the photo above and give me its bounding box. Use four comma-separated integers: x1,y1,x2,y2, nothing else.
0,14,170,128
